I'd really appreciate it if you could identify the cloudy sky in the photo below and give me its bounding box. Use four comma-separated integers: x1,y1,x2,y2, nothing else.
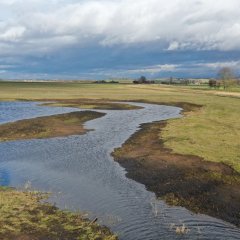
0,0,240,79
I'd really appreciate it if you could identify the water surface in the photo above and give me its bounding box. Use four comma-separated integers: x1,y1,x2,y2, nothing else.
0,101,240,240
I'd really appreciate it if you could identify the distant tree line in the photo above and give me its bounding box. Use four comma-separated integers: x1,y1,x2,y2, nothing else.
133,76,155,84
209,79,221,88
93,80,119,84
92,67,239,88
159,78,205,85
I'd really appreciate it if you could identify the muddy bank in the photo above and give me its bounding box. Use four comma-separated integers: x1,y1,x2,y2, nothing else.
119,100,202,114
0,111,105,142
0,187,117,240
41,99,142,110
112,108,240,227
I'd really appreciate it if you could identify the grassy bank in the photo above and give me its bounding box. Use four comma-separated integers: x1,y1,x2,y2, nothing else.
0,187,117,240
112,118,240,226
0,111,105,142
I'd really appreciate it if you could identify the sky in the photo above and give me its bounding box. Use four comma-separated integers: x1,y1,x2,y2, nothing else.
0,0,240,80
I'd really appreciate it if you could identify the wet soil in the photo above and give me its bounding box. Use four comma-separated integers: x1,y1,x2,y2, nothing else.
120,100,202,114
112,103,240,227
0,111,105,142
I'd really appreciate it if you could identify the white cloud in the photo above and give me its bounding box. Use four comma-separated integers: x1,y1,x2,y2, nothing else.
127,64,179,74
1,0,240,56
197,61,240,69
167,41,180,51
0,26,25,42
125,61,240,76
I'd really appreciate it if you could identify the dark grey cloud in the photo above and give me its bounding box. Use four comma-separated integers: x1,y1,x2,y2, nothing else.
0,0,240,79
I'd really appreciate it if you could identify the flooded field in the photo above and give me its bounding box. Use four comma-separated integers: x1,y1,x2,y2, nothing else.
0,101,240,240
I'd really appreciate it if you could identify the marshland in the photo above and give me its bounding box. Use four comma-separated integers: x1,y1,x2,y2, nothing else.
0,81,240,239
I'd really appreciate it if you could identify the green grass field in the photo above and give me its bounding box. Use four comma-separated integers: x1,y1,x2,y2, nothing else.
0,81,240,172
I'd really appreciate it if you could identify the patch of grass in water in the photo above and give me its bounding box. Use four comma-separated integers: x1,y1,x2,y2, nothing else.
0,111,105,142
0,187,117,240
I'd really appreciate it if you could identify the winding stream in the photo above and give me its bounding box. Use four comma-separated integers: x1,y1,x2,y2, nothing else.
0,101,240,240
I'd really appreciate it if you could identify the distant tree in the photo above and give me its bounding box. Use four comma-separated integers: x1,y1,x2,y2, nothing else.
139,76,147,83
209,79,214,88
217,67,236,90
133,76,147,84
209,79,220,88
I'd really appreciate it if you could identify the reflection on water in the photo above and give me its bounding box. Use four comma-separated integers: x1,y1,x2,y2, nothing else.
0,101,240,240
0,101,78,124
0,169,10,186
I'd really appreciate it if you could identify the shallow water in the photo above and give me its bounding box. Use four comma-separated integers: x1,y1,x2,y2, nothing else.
0,101,240,240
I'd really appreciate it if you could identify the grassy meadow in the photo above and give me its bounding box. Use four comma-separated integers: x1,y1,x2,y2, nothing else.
0,81,240,172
